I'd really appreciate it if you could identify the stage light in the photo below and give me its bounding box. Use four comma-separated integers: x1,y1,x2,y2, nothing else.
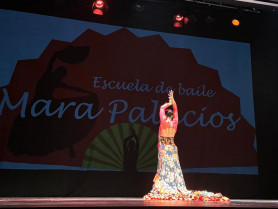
184,17,189,24
92,0,105,15
188,14,197,24
174,14,184,28
95,0,104,9
93,8,104,15
232,18,240,27
205,15,215,24
175,14,184,22
134,3,144,12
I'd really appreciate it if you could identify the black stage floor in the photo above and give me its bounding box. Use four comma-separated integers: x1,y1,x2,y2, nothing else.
0,198,278,208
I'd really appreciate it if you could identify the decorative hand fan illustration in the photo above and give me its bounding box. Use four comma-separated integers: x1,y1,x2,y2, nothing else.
82,123,158,172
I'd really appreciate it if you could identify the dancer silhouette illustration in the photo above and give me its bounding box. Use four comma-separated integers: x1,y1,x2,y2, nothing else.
8,45,100,157
123,128,139,172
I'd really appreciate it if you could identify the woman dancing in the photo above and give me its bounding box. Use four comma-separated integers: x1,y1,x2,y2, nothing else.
143,90,230,202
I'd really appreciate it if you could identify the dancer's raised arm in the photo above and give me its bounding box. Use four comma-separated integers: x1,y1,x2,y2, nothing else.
169,90,178,123
160,102,171,122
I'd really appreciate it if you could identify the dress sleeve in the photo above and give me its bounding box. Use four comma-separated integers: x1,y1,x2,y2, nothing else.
172,100,178,124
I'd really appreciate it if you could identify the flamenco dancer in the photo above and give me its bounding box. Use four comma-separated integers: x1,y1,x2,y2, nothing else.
143,90,230,202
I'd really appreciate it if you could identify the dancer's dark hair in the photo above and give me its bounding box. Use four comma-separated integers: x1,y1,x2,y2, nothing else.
165,109,173,118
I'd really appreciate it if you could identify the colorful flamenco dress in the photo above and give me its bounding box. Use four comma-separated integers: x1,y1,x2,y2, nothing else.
143,102,230,202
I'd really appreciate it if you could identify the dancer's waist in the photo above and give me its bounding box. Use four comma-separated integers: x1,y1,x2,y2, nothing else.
160,136,174,145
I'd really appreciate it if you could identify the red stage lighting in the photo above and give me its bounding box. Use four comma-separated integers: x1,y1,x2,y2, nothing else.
92,0,105,15
184,17,189,24
95,0,104,9
175,14,184,22
93,9,104,15
174,14,184,28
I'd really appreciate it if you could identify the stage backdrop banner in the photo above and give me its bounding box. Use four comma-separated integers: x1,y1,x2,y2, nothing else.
0,9,257,175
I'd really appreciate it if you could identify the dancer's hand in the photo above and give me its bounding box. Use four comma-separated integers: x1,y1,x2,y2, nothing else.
168,90,174,105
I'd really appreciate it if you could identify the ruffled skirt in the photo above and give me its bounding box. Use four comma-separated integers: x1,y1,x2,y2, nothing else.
143,137,230,202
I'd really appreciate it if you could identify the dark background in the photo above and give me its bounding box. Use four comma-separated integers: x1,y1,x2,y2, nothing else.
0,0,277,199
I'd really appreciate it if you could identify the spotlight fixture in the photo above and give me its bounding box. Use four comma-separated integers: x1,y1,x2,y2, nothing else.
188,14,198,24
92,0,106,15
174,14,184,28
205,15,216,24
175,14,184,22
134,3,144,12
184,17,189,24
232,18,240,27
94,0,104,9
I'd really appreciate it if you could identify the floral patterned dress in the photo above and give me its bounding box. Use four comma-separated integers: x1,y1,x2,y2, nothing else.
143,102,230,202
